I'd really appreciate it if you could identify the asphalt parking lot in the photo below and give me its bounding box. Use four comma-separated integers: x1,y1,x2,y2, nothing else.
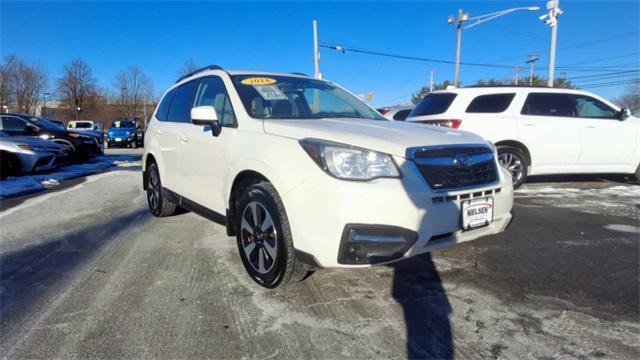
0,150,638,359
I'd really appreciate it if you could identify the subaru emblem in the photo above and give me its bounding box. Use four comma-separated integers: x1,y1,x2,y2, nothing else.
454,154,473,168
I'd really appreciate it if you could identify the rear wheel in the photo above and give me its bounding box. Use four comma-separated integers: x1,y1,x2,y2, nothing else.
498,146,528,189
236,181,310,288
146,162,177,217
0,151,21,180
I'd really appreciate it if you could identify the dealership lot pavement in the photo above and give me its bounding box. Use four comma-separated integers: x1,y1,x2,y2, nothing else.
0,151,638,359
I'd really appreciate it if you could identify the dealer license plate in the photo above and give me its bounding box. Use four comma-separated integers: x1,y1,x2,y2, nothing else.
115,138,122,142
461,196,493,230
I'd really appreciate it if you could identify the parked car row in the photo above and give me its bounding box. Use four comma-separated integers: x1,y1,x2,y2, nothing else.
0,113,104,180
378,86,640,188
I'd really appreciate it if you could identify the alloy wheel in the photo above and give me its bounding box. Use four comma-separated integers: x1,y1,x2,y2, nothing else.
498,152,525,184
240,201,278,274
147,168,161,212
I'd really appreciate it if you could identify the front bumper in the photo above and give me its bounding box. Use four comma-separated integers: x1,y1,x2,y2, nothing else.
281,157,514,268
108,136,138,146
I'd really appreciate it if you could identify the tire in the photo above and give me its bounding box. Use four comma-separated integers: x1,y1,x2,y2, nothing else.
235,181,310,288
497,146,528,189
146,162,177,217
0,152,21,180
634,164,640,184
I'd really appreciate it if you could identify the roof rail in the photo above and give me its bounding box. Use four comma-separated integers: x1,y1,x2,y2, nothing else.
175,65,224,83
290,72,310,77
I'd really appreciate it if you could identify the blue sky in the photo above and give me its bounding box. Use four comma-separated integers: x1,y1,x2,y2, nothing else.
1,1,638,107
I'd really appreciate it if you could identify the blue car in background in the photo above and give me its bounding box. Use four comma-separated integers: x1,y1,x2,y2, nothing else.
106,120,144,148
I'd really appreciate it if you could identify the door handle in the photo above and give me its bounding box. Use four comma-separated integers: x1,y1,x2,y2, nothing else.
523,123,535,127
179,134,188,143
583,126,596,129
156,129,163,136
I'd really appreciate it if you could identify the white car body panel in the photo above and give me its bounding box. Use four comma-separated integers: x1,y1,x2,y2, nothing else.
144,70,514,268
407,87,640,176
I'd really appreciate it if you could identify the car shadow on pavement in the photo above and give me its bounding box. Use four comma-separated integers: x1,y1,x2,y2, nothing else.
389,254,453,359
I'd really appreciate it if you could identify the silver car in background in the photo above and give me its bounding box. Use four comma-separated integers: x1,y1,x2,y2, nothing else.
0,131,67,179
377,105,414,121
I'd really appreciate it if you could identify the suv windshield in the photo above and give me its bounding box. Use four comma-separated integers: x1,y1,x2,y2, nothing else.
410,93,457,116
112,120,136,128
231,75,385,120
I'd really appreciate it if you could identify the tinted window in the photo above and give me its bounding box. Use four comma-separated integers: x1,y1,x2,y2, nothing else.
410,93,457,116
194,77,236,126
393,109,411,120
1,116,28,131
573,95,617,119
156,88,176,121
466,93,515,113
521,93,575,117
167,81,198,123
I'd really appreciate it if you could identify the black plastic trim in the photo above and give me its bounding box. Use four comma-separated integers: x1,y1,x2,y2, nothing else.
161,187,226,226
295,249,322,269
338,224,418,265
176,64,225,83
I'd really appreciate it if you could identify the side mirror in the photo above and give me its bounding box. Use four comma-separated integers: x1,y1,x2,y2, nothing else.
191,106,221,136
619,108,631,121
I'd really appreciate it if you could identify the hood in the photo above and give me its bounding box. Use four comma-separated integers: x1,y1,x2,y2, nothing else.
263,118,489,158
108,128,133,136
0,135,64,150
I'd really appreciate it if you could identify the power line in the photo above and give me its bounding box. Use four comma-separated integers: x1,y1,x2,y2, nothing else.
320,43,639,74
579,79,640,89
569,70,640,80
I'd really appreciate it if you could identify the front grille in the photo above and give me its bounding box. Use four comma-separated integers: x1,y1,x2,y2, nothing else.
411,146,498,190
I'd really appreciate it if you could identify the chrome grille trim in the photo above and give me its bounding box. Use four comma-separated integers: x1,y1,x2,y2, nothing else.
408,144,498,190
431,188,501,204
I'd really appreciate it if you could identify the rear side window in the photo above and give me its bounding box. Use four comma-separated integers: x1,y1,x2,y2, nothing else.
410,93,457,116
393,109,411,120
521,93,575,117
466,93,515,113
166,81,198,123
156,89,176,121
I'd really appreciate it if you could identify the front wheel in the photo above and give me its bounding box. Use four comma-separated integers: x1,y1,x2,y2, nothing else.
235,182,310,288
0,152,21,180
146,162,177,217
498,146,528,189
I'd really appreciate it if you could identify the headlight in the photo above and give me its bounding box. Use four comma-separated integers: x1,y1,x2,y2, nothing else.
299,139,400,180
18,144,33,151
39,134,52,140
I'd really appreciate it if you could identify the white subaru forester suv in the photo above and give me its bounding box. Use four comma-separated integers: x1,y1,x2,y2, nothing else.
143,66,514,288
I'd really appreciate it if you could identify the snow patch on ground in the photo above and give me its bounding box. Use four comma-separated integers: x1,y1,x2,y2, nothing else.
604,224,640,234
0,155,139,200
516,185,640,198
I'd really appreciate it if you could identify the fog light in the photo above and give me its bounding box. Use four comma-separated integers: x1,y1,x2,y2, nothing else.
338,224,418,265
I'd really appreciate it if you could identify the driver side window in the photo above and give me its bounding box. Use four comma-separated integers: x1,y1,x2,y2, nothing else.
572,95,618,119
194,77,236,126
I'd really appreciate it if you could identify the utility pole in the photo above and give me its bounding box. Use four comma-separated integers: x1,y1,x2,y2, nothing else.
526,54,539,85
541,0,562,87
451,9,465,87
514,67,521,85
448,6,539,88
41,92,49,117
429,70,434,92
313,20,321,79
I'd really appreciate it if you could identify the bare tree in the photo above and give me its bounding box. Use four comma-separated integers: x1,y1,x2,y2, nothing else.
14,61,47,114
0,55,47,114
56,59,97,120
113,66,154,121
614,83,640,116
177,59,198,78
0,55,18,110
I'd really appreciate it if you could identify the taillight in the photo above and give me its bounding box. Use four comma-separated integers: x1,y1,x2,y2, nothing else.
414,119,462,129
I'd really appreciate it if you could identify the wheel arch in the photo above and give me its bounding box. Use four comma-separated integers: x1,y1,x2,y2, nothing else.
142,152,157,190
226,170,272,236
495,140,532,167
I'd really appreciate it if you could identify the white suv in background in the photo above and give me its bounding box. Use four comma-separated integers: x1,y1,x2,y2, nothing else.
407,87,640,188
143,66,514,288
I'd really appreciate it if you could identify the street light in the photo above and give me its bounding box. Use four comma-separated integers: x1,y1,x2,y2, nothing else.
42,92,50,117
540,0,563,87
449,6,540,87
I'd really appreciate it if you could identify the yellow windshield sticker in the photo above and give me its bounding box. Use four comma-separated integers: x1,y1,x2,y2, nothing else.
241,77,277,85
